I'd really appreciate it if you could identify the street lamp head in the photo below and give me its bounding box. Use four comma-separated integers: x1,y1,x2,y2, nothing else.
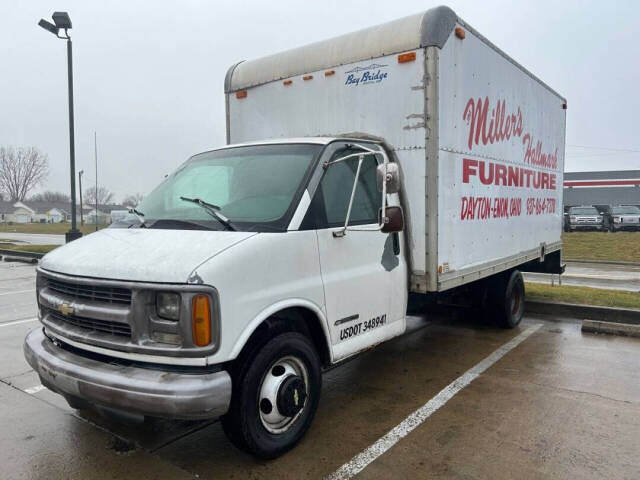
52,12,72,30
38,19,59,36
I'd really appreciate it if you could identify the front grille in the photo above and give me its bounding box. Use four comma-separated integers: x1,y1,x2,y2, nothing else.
45,276,132,305
46,309,132,337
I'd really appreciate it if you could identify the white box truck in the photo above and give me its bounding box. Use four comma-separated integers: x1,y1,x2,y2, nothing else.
25,6,565,458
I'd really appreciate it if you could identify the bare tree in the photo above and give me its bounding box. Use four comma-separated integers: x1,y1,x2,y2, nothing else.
84,186,115,206
30,190,70,202
122,193,144,208
0,146,49,201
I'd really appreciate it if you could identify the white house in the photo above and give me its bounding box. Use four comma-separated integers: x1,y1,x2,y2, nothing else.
46,208,66,223
11,202,35,223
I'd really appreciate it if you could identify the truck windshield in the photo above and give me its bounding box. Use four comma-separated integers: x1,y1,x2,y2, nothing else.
570,207,599,215
123,144,321,232
612,206,640,214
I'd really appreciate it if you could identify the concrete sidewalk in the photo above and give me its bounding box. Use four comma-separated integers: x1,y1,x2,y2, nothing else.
524,261,640,292
0,232,65,246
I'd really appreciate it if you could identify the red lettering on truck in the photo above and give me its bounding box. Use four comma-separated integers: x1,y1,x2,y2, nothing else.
462,158,556,190
463,97,523,150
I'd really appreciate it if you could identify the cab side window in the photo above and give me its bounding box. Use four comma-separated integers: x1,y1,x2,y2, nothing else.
319,150,381,227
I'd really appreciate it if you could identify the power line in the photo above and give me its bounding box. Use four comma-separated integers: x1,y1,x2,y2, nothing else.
566,144,640,154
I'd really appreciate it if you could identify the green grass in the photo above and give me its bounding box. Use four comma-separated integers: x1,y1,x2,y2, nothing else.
526,282,640,310
0,222,105,235
0,243,58,254
562,232,640,263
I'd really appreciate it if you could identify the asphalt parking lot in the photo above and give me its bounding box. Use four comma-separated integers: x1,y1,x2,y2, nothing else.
1,261,639,479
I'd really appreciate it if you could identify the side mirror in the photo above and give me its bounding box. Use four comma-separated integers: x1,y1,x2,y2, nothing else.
379,206,404,233
376,163,401,194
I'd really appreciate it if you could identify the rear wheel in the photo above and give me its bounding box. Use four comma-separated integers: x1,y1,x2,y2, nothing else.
221,332,321,459
487,270,525,328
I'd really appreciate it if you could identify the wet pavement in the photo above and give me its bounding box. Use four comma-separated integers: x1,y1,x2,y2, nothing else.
1,261,639,479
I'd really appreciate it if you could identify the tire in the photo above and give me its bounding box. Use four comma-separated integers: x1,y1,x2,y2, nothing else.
487,270,525,329
221,332,321,459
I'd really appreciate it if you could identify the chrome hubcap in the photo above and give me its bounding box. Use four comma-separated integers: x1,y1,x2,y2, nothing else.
258,356,309,434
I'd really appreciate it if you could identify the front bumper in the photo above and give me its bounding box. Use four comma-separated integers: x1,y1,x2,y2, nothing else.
569,224,604,231
612,223,640,231
24,328,232,420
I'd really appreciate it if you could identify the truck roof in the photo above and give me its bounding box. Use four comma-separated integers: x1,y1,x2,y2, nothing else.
224,5,565,101
226,6,455,93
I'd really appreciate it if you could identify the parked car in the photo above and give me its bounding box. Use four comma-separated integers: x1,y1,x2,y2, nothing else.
567,206,606,232
610,205,640,231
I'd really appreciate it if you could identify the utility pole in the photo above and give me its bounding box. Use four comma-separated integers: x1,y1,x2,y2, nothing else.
94,131,98,231
78,170,84,226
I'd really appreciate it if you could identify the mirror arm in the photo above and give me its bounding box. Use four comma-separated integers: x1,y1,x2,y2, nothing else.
379,149,388,226
328,145,393,237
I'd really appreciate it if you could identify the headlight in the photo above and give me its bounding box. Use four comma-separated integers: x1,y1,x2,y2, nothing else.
596,216,602,222
156,292,181,320
569,216,576,222
613,216,621,223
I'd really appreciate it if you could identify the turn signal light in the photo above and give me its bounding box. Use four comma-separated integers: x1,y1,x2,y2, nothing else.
397,52,416,63
192,294,211,347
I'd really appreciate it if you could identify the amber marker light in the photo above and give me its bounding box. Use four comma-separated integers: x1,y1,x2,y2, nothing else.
455,27,466,39
283,79,293,86
235,90,248,99
397,52,416,63
324,70,335,76
192,294,212,347
303,75,313,81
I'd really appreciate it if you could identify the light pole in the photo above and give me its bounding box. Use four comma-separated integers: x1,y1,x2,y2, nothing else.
38,12,82,243
78,170,84,226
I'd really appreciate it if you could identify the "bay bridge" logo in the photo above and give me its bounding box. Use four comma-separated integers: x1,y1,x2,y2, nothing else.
344,63,388,86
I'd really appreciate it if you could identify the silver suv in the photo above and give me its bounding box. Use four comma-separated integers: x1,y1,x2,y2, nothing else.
610,205,640,232
568,206,605,232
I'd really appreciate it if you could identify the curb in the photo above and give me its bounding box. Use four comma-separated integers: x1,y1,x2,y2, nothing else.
0,249,43,263
581,320,640,338
525,300,640,324
524,273,640,290
565,259,640,268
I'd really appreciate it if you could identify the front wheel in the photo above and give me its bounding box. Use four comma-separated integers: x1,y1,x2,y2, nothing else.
221,332,321,459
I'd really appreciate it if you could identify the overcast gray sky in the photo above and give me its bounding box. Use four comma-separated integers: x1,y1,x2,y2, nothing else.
2,0,639,202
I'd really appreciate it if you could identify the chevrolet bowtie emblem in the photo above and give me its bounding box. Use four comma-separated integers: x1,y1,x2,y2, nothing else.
58,303,74,316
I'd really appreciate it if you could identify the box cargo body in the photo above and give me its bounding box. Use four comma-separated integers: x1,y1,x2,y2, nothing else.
224,5,566,293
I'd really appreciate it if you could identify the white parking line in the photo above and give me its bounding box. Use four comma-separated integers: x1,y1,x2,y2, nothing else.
326,323,542,480
0,317,38,328
0,289,35,296
24,385,46,395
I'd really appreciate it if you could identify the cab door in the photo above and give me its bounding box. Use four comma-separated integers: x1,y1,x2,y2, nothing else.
304,144,407,362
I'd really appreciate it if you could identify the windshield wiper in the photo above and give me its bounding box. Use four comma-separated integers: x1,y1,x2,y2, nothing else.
128,207,146,228
179,196,237,231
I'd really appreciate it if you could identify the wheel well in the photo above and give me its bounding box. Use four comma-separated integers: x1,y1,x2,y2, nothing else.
238,307,331,369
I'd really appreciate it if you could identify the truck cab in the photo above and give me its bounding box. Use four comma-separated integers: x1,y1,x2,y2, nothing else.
567,205,605,232
610,205,640,231
25,137,408,458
